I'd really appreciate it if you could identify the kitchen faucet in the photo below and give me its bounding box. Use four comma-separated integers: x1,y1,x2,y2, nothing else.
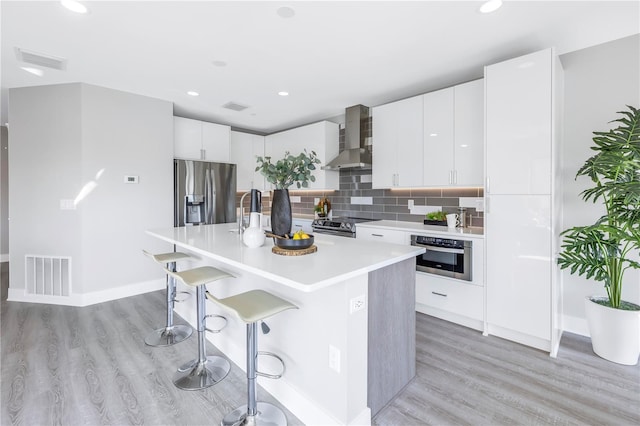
238,191,250,234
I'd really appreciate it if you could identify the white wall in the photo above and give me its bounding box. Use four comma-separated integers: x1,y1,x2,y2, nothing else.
8,83,174,304
559,34,640,335
1,126,8,261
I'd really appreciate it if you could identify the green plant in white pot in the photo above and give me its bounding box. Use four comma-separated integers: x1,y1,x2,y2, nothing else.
255,150,320,236
558,105,640,365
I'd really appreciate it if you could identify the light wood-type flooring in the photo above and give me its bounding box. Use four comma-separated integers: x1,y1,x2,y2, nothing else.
1,262,639,425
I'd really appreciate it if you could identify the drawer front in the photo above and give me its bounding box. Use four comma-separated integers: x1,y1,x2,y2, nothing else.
357,228,407,244
416,272,483,320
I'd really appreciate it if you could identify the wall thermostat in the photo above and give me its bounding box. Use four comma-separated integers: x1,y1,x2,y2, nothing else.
124,175,139,184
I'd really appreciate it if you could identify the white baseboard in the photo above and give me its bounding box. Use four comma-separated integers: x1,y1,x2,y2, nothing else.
562,313,590,337
415,303,484,332
7,279,164,307
0,253,8,262
486,323,552,353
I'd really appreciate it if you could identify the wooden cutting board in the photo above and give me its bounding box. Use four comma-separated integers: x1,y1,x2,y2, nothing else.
272,245,318,256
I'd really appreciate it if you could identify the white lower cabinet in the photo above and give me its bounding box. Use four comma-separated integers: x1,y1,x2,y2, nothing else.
356,227,408,244
291,218,313,234
415,273,484,331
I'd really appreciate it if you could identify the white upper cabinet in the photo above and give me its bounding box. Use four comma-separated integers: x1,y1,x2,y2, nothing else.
230,131,265,191
423,87,455,186
372,95,424,188
485,50,552,195
264,121,339,190
453,79,484,186
423,80,484,187
174,116,231,162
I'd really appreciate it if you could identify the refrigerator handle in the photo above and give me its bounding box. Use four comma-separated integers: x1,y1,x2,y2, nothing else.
205,167,215,224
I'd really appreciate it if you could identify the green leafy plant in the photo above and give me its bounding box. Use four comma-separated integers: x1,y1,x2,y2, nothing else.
255,150,321,189
557,105,640,309
426,211,446,221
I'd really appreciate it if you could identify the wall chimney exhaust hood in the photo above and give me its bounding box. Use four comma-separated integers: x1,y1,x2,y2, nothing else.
323,105,371,170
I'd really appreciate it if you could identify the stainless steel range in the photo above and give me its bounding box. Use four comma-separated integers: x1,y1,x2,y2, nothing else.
311,217,375,238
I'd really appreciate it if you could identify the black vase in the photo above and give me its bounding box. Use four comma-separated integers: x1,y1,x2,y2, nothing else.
271,189,292,236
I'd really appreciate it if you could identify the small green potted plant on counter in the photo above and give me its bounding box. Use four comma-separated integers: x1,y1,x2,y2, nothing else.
424,210,447,226
557,105,640,365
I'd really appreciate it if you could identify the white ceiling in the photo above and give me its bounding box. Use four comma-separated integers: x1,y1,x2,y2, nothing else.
2,1,639,134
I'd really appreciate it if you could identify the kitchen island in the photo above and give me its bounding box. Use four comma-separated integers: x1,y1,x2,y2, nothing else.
147,223,425,425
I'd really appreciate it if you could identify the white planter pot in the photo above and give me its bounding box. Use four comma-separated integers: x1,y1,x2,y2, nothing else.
585,296,640,365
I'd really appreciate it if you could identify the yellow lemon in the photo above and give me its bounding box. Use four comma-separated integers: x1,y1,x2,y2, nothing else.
293,233,301,240
301,234,310,239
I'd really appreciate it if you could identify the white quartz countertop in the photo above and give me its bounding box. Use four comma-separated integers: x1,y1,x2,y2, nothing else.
358,220,485,239
147,223,425,293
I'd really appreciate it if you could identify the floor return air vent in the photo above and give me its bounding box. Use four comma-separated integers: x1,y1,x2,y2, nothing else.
25,255,72,297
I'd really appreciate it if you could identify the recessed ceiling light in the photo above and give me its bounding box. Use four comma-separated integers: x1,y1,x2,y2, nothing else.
60,0,88,14
212,60,227,67
430,133,438,137
479,0,502,14
460,144,469,148
187,91,199,97
276,6,295,18
20,67,44,77
278,91,289,97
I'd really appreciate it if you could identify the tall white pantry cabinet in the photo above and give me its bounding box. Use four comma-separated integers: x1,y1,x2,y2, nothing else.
484,48,564,356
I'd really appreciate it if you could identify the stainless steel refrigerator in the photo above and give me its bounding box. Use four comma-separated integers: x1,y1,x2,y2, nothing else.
174,159,237,227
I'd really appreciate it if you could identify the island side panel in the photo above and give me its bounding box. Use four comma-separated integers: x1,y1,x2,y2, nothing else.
367,257,417,416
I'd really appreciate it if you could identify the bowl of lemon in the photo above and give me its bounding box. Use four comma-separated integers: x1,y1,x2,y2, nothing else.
272,229,314,250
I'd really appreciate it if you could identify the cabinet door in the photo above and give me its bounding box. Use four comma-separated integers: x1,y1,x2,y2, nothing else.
423,87,454,186
454,79,484,186
291,218,313,234
174,117,202,160
356,227,407,244
485,194,551,341
202,121,231,162
230,131,265,191
396,95,424,187
372,102,399,188
486,49,552,195
415,272,484,321
372,95,423,188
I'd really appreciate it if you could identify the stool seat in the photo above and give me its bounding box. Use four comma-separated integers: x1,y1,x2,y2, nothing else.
142,249,193,347
207,289,297,324
169,266,234,288
143,250,192,265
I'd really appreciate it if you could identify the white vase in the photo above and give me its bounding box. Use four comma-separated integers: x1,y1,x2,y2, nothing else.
584,296,640,365
242,212,265,248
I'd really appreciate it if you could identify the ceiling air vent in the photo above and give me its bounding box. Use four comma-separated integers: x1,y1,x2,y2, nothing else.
15,47,67,70
222,102,249,112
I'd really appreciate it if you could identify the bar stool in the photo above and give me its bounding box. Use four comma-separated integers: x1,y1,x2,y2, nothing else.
206,286,298,426
142,250,193,347
162,265,233,391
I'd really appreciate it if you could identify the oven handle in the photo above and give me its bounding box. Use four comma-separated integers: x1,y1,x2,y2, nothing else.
411,243,464,255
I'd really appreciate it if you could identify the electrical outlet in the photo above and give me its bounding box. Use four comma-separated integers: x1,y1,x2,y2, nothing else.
350,294,365,313
329,345,340,372
408,199,414,208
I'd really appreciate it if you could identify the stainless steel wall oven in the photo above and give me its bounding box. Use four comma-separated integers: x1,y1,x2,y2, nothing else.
410,235,472,281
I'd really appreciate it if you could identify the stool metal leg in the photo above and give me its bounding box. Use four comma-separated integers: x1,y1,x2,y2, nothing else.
173,284,230,391
145,261,193,346
222,322,287,426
